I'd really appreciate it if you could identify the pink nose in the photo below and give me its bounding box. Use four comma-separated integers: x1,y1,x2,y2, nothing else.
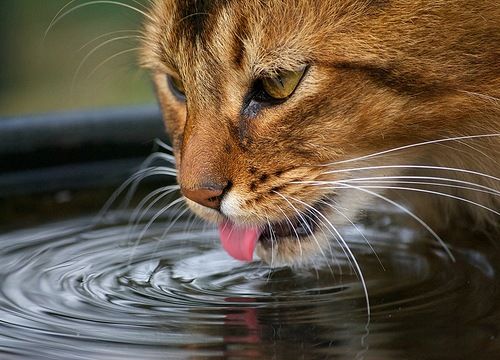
181,186,224,210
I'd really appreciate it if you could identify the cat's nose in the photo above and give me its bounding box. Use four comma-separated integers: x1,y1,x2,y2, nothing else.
181,185,225,210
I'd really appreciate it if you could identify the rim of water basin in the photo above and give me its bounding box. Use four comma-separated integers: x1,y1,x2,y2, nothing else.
0,105,172,197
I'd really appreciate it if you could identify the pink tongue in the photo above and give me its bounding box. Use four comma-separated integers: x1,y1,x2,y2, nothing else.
218,222,260,261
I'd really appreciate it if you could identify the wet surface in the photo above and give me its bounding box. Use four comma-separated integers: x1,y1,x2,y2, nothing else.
1,198,500,359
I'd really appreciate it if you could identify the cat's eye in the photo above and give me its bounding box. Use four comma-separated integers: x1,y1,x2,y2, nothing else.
167,75,186,100
261,65,307,100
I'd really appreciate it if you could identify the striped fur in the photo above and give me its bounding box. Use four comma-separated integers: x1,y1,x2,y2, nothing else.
141,0,499,265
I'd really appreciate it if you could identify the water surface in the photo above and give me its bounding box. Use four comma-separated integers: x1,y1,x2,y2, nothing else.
1,200,499,359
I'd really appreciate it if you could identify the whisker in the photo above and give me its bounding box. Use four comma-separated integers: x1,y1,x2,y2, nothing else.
274,192,337,277
149,152,175,165
302,178,500,214
295,175,500,196
302,208,339,278
264,213,275,279
182,210,200,234
346,185,500,216
333,183,456,262
129,185,179,224
120,166,176,210
86,47,141,80
324,134,500,166
78,29,144,51
44,0,80,41
151,204,192,259
320,200,386,271
127,185,180,240
321,164,500,183
268,217,276,269
454,139,497,163
93,166,176,223
121,151,178,208
347,180,500,197
129,200,187,266
275,204,303,258
47,0,154,38
178,12,210,24
129,196,186,261
458,90,500,104
142,151,176,166
73,35,145,94
284,193,371,322
153,139,175,155
129,0,150,11
158,205,191,241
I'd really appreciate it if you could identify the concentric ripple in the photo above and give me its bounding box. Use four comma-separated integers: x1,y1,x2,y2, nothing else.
1,209,500,359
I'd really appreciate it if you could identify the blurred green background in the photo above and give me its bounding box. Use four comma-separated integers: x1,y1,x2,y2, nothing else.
0,0,154,117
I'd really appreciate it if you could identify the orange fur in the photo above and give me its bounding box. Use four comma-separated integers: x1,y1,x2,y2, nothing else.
141,0,499,265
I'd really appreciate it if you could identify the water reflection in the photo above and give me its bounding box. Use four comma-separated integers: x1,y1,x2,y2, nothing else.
0,208,499,359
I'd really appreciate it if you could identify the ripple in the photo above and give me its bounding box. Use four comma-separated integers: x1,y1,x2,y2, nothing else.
0,211,499,359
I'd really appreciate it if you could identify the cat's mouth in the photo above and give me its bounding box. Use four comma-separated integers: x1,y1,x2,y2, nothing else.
258,206,322,247
218,200,331,262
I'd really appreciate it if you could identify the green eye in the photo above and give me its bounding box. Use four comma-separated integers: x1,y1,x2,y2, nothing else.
261,65,307,100
168,75,186,98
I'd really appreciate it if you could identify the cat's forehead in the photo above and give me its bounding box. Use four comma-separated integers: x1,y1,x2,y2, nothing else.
173,0,233,41
149,0,330,75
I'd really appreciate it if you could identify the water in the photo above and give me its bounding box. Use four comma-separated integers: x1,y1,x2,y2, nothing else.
1,201,500,359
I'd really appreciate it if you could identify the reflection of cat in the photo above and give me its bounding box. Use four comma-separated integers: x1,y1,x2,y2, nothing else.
141,0,499,266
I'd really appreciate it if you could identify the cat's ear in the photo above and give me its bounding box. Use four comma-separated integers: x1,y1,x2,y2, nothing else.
261,65,307,100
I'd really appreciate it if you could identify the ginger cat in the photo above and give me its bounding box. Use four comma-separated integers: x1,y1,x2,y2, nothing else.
140,0,499,266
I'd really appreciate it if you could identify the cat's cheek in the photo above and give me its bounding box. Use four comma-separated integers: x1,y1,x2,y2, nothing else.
152,73,187,151
165,107,186,152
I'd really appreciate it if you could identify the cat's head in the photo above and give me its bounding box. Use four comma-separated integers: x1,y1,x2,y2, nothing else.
141,0,498,265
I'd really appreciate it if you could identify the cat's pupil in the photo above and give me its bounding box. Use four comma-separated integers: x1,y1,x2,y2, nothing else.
261,67,306,100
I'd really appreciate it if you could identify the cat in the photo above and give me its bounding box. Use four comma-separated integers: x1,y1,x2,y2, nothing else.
139,0,499,266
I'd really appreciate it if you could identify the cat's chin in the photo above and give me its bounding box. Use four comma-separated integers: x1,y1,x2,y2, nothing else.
255,231,332,267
